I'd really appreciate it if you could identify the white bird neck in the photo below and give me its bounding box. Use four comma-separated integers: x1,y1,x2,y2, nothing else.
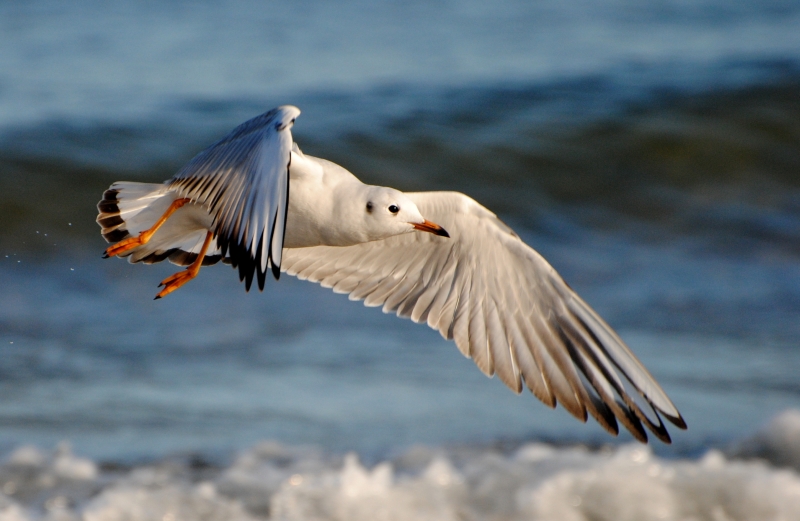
284,153,386,248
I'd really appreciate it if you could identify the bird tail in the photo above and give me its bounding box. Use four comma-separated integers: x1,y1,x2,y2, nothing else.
96,181,223,267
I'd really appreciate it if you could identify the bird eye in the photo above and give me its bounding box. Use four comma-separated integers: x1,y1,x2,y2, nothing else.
388,205,399,214
366,202,373,213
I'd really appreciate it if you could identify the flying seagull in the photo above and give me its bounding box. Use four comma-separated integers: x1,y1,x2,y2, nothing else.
97,105,686,443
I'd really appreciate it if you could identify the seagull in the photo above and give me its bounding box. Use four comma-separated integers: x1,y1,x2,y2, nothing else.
97,105,686,443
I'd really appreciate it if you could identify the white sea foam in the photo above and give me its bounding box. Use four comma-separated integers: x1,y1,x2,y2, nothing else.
732,409,800,472
1,424,800,521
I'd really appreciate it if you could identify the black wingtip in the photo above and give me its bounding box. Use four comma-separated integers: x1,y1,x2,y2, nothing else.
154,295,161,300
271,261,281,280
668,414,688,430
102,252,109,259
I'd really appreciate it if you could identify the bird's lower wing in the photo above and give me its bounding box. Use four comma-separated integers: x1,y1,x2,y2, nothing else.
281,191,685,443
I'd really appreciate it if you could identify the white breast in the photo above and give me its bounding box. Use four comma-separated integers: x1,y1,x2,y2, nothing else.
284,151,369,248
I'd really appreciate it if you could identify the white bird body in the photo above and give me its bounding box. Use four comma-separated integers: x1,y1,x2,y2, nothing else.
284,152,427,248
97,105,686,444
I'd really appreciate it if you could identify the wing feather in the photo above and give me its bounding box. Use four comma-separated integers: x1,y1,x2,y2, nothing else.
281,191,685,442
169,106,300,290
487,301,521,392
510,311,555,406
450,268,473,357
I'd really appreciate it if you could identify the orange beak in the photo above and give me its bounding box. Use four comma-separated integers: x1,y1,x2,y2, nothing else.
411,219,450,238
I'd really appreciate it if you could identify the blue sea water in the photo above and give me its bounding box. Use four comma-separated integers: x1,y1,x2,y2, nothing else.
0,1,799,518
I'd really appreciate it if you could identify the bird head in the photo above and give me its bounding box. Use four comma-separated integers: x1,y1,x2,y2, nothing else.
361,187,449,241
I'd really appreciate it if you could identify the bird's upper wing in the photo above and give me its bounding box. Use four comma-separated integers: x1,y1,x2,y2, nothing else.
282,191,685,443
169,105,300,290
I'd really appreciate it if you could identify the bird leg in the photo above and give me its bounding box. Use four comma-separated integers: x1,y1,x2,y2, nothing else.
155,231,213,300
103,198,192,258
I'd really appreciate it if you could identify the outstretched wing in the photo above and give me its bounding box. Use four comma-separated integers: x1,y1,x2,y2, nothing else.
282,191,686,443
169,105,300,290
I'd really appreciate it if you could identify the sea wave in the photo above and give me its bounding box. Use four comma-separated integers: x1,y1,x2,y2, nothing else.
0,77,798,463
1,77,799,256
1,410,799,521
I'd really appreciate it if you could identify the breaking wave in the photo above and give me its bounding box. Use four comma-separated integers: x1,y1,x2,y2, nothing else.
2,411,800,521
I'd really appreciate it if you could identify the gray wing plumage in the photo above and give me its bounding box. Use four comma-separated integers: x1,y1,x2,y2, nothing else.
282,191,686,443
169,105,300,290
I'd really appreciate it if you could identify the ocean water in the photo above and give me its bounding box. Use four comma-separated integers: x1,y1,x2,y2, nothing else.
1,0,800,519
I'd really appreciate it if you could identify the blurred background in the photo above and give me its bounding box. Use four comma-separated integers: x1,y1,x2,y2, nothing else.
0,0,798,519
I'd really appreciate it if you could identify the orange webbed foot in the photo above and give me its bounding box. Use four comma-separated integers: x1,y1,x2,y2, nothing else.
153,230,212,300
103,232,149,258
154,268,198,299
